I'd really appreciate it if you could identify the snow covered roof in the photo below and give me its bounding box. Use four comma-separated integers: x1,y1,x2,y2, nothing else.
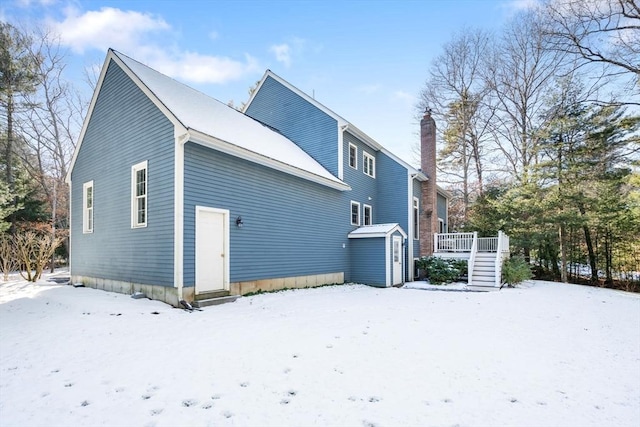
348,223,407,239
68,50,350,191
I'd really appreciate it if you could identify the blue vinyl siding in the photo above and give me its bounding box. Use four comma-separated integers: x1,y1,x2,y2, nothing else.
437,193,448,231
70,60,175,286
349,238,386,286
343,132,377,228
412,179,422,258
245,76,339,176
376,153,409,231
183,142,349,285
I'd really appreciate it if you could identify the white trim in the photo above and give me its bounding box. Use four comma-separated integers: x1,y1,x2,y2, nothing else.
348,142,358,170
407,172,414,281
82,180,93,234
174,128,188,295
67,50,184,184
438,217,445,233
363,204,372,226
347,223,407,239
363,151,375,178
131,160,148,228
338,124,344,180
385,234,390,287
350,201,360,226
195,206,230,292
188,129,351,192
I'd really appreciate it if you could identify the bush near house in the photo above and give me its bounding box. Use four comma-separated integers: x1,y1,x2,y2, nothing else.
416,256,467,285
501,256,533,287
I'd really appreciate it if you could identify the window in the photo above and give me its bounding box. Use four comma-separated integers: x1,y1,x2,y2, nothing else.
83,181,94,233
363,204,372,226
439,218,446,233
350,201,360,226
363,151,375,178
413,197,419,239
132,161,148,228
348,143,357,169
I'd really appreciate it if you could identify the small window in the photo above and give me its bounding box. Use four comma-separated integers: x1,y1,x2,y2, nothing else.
439,218,445,233
363,151,375,178
350,201,360,226
83,181,94,234
132,161,148,228
349,143,357,169
413,197,419,239
363,204,372,226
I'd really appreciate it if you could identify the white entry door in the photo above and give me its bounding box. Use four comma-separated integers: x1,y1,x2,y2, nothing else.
392,235,403,285
196,207,228,294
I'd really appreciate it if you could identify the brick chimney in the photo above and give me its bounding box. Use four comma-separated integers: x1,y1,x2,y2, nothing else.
419,108,439,257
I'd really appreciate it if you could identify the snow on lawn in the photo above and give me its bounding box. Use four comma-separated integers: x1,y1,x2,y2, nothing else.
1,274,639,427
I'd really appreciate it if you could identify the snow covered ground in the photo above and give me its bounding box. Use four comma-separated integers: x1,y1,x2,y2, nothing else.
1,272,639,427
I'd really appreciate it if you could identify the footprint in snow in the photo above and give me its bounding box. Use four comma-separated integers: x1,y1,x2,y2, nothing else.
211,394,222,400
510,398,518,403
283,368,291,374
368,396,380,403
80,400,90,407
239,382,249,388
222,410,233,418
443,398,452,403
326,344,333,349
287,390,297,396
201,402,213,409
64,382,74,388
150,409,163,416
115,387,125,393
280,399,290,405
182,399,198,407
142,394,152,400
362,420,378,427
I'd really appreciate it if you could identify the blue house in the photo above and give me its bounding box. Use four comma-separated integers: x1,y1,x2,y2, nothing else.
67,49,449,306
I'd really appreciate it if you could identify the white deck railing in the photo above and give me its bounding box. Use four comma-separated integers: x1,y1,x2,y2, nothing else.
433,232,475,253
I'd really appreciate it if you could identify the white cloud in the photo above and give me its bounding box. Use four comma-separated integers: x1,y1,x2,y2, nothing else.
48,7,259,84
50,7,171,54
208,31,219,41
16,0,56,7
269,43,291,68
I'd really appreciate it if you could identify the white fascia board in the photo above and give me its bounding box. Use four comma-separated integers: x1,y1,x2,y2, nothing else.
188,129,351,192
343,124,382,151
241,70,269,113
348,232,388,239
67,49,186,184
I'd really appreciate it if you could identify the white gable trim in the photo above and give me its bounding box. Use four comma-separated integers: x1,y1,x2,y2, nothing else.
66,49,185,184
188,129,351,192
348,223,407,239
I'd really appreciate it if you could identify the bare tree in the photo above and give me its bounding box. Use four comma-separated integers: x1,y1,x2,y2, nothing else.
15,27,86,269
541,0,640,99
418,28,495,219
484,11,566,183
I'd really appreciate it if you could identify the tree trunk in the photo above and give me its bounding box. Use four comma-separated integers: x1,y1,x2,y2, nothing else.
559,224,568,283
6,93,16,234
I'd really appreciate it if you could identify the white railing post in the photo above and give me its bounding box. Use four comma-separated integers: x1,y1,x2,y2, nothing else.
495,231,503,287
468,231,478,287
433,233,439,253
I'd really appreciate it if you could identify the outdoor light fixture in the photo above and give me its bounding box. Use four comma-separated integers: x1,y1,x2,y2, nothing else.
235,216,244,228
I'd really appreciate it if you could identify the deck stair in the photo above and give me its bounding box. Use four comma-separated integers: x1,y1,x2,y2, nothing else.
434,231,510,289
471,252,498,287
192,290,239,308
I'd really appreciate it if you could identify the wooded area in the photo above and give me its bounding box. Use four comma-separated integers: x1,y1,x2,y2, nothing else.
1,1,639,289
419,0,639,290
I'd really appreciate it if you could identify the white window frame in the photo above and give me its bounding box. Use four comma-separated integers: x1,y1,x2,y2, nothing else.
350,201,360,226
348,143,358,169
413,197,419,240
131,160,148,228
363,204,372,226
83,180,94,234
363,151,375,178
439,218,445,233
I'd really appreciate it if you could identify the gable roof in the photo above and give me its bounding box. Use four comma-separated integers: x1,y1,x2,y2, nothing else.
245,70,428,180
348,223,407,239
67,50,350,191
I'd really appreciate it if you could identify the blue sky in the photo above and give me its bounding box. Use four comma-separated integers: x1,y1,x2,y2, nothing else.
3,0,533,165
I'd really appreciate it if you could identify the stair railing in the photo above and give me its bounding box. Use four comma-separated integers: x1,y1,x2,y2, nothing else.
468,232,478,287
495,231,505,287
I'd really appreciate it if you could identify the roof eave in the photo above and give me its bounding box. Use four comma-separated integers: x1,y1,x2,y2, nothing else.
188,129,351,192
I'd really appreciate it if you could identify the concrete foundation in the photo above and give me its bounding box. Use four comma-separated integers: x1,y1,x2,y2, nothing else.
230,272,344,295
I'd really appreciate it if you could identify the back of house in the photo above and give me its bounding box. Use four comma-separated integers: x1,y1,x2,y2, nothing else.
67,49,448,306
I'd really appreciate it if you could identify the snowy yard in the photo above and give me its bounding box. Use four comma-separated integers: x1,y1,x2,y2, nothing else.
1,273,639,427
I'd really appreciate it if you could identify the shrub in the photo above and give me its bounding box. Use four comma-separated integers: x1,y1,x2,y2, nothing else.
416,256,467,285
501,256,533,287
